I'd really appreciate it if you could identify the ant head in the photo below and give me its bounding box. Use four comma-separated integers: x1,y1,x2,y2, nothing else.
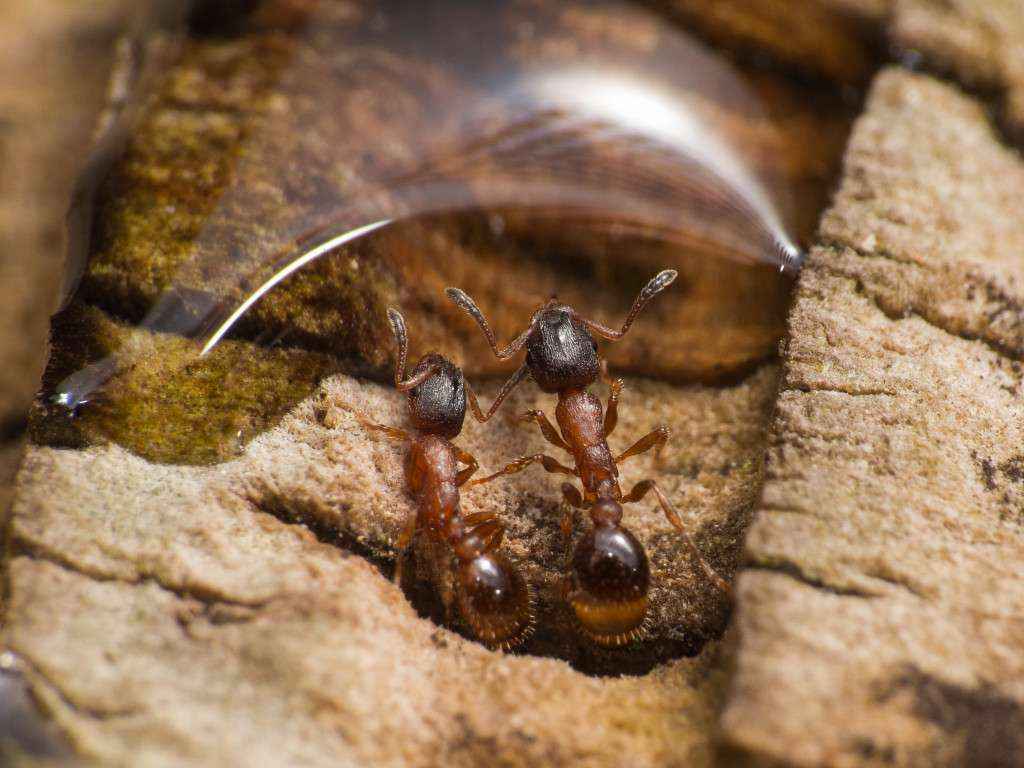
387,308,466,439
405,353,466,439
524,304,599,394
446,270,676,409
453,523,534,649
569,516,650,647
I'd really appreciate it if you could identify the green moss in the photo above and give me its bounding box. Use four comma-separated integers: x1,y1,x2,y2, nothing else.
74,32,405,369
31,302,339,465
81,36,295,317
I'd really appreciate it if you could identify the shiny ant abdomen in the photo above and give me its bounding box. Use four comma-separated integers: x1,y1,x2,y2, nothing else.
447,271,730,647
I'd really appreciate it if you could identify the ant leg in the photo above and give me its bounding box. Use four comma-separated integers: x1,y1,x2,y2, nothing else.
560,483,584,510
621,479,731,594
518,410,571,451
559,483,584,579
466,368,528,423
616,425,670,465
603,378,624,438
350,412,410,443
462,511,497,526
469,454,577,487
363,423,411,442
453,446,479,487
392,512,419,587
439,567,457,627
454,517,505,551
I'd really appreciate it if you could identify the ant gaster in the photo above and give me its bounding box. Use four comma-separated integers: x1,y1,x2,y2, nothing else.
353,308,534,650
446,271,730,646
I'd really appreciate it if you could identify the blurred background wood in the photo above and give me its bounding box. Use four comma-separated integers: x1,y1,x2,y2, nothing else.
0,0,132,514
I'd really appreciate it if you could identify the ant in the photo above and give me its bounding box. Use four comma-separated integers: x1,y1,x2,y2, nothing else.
446,271,730,647
350,308,534,650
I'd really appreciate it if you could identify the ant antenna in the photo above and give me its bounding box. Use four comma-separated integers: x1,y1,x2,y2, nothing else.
387,308,409,385
445,287,534,360
387,307,439,391
579,269,677,340
466,364,529,423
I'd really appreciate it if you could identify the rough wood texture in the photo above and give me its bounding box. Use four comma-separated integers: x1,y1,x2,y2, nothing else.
6,365,775,766
9,554,728,768
0,0,129,510
721,68,1024,767
889,0,1024,138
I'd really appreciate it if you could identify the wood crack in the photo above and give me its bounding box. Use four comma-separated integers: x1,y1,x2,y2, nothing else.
743,559,883,599
14,653,142,722
9,538,269,610
812,256,1024,364
779,383,899,398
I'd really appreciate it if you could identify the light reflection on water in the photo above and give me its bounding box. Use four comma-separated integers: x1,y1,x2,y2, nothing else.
51,0,806,419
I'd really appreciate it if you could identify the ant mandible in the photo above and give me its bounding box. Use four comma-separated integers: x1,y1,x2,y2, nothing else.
352,308,534,650
445,271,730,647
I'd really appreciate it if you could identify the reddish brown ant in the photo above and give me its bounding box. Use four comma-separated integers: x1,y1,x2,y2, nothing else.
351,308,534,650
446,271,730,647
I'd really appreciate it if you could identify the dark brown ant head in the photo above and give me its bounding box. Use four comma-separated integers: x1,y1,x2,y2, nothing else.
569,502,650,647
524,302,599,394
445,270,676,417
387,309,465,439
452,520,535,650
405,353,466,439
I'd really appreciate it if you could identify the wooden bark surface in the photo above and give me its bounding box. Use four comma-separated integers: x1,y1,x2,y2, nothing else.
722,68,1024,767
